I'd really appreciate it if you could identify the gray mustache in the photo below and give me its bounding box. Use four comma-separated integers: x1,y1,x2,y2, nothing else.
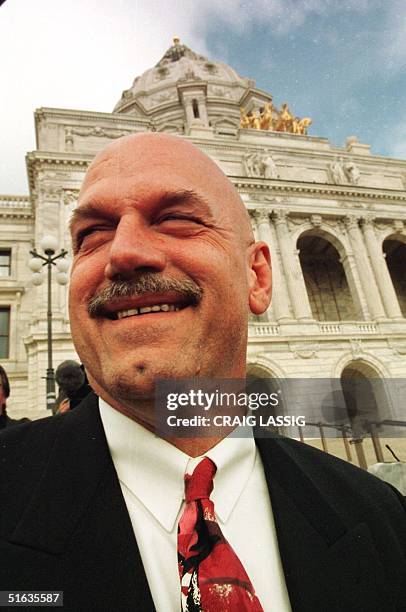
87,274,203,317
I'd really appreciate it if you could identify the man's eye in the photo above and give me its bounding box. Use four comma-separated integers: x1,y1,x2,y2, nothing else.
77,227,97,242
75,226,111,249
157,215,202,224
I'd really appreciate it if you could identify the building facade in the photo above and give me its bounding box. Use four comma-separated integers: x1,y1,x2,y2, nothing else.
1,41,405,447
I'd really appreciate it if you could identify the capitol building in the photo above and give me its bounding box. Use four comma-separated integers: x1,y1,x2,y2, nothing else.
1,40,405,464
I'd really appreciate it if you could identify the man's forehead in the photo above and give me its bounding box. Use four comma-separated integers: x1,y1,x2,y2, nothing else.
77,133,253,242
86,134,208,178
80,134,231,206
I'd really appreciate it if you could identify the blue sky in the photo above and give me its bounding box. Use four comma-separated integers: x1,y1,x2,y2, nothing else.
1,0,405,194
205,1,406,156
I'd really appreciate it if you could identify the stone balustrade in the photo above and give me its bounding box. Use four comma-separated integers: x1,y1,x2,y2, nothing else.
0,195,31,208
248,323,280,336
247,320,402,338
318,322,378,334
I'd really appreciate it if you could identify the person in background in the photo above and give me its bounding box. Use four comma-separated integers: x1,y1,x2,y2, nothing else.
0,364,30,430
54,360,92,413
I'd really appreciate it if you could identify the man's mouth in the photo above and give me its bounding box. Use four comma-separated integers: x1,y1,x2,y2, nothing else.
114,302,185,320
87,276,202,319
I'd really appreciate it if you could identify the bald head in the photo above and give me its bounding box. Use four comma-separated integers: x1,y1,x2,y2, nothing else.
78,132,254,246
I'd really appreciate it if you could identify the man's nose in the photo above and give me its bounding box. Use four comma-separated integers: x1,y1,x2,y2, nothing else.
105,216,167,279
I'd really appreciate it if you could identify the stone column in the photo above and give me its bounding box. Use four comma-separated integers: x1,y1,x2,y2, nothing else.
253,209,291,321
360,216,403,320
344,215,385,320
339,252,370,320
272,209,313,321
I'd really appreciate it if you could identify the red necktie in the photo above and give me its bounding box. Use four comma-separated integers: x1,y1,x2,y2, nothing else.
177,457,264,611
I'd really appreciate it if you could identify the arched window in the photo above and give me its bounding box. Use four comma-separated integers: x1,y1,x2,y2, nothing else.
341,361,381,432
246,365,286,435
192,99,200,119
340,361,385,467
383,237,406,317
298,232,356,321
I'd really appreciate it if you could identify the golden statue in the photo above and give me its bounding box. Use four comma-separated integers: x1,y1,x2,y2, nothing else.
260,102,275,130
276,103,294,132
250,110,262,130
239,101,312,136
297,117,312,135
240,107,251,129
292,116,300,134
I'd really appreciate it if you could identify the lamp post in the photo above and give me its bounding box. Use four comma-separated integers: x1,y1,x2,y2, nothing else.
28,235,70,412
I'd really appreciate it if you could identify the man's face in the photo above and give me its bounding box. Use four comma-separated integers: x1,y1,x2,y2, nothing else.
69,134,271,421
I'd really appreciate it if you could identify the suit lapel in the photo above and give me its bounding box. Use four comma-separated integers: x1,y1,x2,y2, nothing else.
256,437,390,612
8,393,155,610
10,393,111,552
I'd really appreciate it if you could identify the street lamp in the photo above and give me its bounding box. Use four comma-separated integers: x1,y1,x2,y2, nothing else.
28,235,70,412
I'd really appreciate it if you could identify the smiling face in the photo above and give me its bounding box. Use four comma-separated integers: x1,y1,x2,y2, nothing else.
69,133,271,424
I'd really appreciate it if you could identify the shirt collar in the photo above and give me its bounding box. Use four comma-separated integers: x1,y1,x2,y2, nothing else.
99,398,256,531
188,428,256,524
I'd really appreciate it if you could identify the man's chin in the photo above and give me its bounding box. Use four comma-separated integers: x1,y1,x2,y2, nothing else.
86,365,153,401
115,381,156,404
104,376,156,403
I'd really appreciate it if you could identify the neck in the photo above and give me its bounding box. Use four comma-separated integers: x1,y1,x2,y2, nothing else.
107,401,228,456
97,395,232,457
162,435,227,457
93,379,246,458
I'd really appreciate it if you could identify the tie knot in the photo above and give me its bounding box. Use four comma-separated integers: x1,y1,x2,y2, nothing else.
184,457,216,503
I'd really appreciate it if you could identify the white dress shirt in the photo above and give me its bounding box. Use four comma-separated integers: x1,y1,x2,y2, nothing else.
99,399,291,612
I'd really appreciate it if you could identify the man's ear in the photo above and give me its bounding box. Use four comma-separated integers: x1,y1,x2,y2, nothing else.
248,242,272,315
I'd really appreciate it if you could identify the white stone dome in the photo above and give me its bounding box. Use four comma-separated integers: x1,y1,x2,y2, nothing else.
113,39,252,115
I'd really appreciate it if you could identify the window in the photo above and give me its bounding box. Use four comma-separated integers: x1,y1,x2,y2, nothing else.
0,307,10,359
0,250,11,277
192,99,200,119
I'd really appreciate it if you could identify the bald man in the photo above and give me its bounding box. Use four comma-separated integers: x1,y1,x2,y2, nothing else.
0,134,405,612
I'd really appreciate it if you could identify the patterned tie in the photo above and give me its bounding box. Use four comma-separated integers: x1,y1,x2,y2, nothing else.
177,457,264,611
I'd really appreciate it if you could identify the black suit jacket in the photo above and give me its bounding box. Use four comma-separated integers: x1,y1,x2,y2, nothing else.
0,392,405,611
0,413,30,430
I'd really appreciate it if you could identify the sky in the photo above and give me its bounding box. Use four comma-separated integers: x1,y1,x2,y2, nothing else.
1,0,405,195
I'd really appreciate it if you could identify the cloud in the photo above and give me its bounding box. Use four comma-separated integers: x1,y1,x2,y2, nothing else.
0,0,210,194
